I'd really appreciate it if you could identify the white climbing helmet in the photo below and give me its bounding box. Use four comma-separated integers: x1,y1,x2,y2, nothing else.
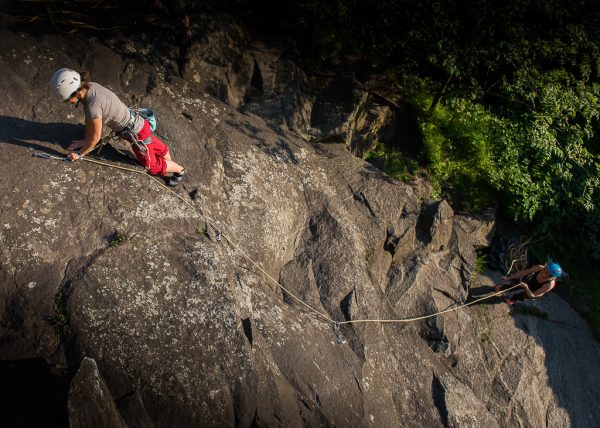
50,68,81,100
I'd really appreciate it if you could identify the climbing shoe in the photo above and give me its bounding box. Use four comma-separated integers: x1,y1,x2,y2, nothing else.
166,169,185,187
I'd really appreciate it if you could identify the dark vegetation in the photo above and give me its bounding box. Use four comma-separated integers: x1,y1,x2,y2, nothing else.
5,0,600,335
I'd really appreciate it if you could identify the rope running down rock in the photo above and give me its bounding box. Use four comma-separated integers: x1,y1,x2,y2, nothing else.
34,151,523,328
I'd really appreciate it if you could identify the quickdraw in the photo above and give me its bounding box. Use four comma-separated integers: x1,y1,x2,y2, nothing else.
32,152,68,161
333,322,347,345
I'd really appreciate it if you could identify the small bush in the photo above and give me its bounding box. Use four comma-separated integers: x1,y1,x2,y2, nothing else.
480,331,492,345
363,149,419,182
474,251,489,275
416,96,500,212
197,224,210,238
44,303,69,342
109,231,128,247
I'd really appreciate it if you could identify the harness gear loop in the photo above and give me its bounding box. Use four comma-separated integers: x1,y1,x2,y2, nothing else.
114,109,153,169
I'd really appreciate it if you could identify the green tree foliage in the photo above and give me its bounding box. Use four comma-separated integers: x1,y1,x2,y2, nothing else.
363,149,419,183
416,95,499,212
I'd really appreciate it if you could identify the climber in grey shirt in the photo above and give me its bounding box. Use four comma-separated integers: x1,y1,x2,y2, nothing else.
84,82,144,134
49,68,185,186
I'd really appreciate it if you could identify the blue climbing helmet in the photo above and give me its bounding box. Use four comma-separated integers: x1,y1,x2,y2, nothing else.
546,261,563,278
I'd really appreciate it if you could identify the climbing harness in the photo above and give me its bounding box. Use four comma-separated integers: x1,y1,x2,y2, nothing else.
32,150,524,337
113,108,157,169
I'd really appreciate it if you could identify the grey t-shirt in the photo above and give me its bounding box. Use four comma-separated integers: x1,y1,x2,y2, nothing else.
83,82,143,133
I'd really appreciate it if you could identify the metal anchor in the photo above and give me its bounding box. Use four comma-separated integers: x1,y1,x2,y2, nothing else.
333,322,346,345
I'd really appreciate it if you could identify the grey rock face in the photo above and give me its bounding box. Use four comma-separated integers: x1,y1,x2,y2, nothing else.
308,76,406,158
1,15,600,428
69,357,128,428
180,15,313,139
454,211,496,250
182,15,255,108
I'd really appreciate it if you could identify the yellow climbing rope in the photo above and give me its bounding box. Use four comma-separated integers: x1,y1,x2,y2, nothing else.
36,151,524,327
82,157,338,324
337,283,522,325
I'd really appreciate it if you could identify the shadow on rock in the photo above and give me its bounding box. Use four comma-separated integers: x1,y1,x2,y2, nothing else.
0,115,82,156
0,115,138,166
470,270,600,426
0,358,69,428
510,294,600,426
255,139,298,164
466,284,507,305
358,162,400,185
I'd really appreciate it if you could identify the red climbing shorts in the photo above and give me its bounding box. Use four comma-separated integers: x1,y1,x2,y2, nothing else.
131,120,169,176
